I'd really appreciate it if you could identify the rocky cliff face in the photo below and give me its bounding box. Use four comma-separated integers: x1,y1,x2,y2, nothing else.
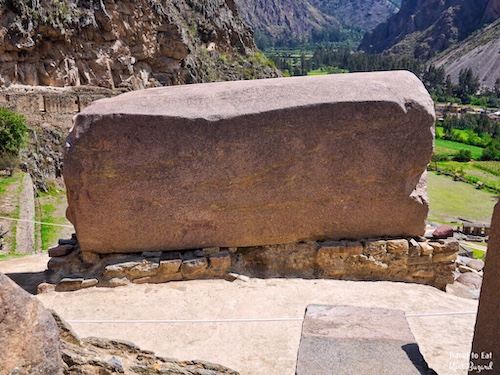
432,19,500,89
235,0,398,46
359,0,498,59
0,0,279,89
310,0,398,32
235,0,339,43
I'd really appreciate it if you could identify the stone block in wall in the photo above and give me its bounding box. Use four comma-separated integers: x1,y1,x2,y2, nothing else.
159,252,182,273
317,242,346,259
208,251,231,272
363,240,387,257
407,255,433,266
64,71,435,254
44,94,80,113
438,238,459,253
411,270,435,279
231,242,318,278
432,252,457,263
408,239,421,257
418,242,433,256
48,244,75,257
103,258,159,279
386,239,409,254
180,258,208,278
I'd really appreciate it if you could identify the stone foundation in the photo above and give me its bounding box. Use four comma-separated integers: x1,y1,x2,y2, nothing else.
44,236,457,292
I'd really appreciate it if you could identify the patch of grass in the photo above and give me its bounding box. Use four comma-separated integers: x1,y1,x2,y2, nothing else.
432,160,500,192
472,249,486,260
0,173,20,194
427,171,498,224
0,171,24,253
474,161,500,176
307,69,329,76
434,139,484,160
37,186,71,250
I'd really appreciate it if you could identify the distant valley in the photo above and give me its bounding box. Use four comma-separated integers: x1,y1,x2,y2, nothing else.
234,0,399,48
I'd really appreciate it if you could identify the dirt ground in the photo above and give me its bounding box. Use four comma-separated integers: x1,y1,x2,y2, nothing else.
0,254,478,375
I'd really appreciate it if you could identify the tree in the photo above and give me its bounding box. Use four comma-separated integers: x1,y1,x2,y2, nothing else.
454,149,472,162
457,68,480,100
0,107,28,175
481,142,500,161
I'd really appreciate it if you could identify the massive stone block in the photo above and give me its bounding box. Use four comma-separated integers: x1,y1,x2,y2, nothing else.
64,71,435,254
469,201,500,373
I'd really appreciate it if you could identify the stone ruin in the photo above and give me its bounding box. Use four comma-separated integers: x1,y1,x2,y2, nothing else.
45,71,460,291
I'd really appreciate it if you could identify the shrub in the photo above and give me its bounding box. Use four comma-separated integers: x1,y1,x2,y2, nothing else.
454,149,472,162
481,144,500,161
0,107,28,173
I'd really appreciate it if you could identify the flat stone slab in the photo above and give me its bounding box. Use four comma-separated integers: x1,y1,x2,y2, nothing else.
64,71,435,253
295,305,435,375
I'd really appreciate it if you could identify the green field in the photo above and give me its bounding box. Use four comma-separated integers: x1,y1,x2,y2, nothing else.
434,138,484,160
427,171,498,224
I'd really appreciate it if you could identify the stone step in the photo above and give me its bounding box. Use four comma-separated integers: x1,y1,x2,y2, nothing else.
295,305,436,375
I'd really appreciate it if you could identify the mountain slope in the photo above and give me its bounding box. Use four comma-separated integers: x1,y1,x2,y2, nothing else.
432,19,500,89
359,0,499,59
235,0,340,45
235,0,398,47
311,0,398,32
0,0,279,89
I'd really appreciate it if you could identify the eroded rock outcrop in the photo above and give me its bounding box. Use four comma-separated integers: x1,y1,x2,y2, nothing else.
359,0,497,60
64,71,435,254
0,0,279,89
0,272,63,375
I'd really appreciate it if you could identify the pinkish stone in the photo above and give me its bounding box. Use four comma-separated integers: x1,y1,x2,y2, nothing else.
64,71,434,254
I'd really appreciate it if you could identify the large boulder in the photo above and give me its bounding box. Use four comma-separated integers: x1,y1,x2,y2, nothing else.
0,272,63,375
64,71,435,254
470,201,500,372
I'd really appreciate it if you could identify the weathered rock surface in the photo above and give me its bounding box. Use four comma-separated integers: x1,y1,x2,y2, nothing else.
0,0,279,89
432,224,454,239
456,272,483,290
65,71,435,254
470,201,500,372
359,0,497,60
0,272,63,375
52,311,239,375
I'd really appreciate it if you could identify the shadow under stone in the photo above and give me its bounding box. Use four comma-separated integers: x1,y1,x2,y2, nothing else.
402,343,438,375
6,271,46,295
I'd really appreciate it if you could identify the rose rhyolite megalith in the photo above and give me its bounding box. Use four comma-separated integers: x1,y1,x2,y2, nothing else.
64,71,435,254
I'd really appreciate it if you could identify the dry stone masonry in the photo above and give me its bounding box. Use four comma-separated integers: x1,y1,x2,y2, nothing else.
64,71,435,254
45,235,457,291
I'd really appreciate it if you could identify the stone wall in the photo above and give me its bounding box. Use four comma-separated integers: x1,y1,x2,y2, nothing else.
45,236,457,291
0,85,116,190
0,85,115,131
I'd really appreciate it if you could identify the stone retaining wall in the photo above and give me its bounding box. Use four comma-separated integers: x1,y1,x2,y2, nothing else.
44,236,457,292
0,86,116,130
